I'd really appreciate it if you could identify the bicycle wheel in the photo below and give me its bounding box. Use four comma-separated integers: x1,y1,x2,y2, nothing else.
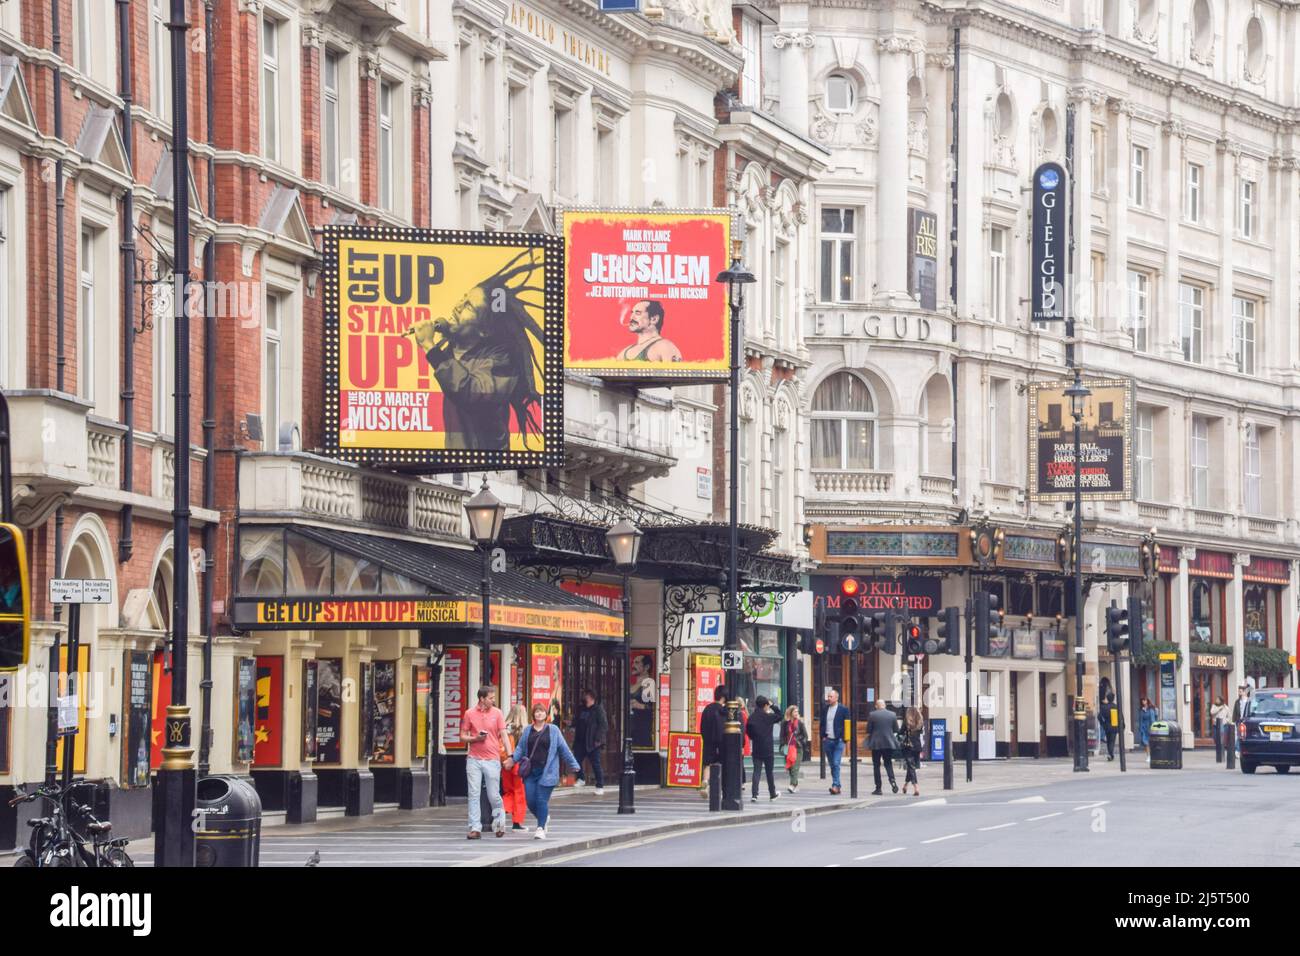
13,853,36,867
101,846,134,868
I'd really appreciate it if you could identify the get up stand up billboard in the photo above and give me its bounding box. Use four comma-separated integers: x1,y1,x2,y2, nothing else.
322,225,565,471
562,209,732,382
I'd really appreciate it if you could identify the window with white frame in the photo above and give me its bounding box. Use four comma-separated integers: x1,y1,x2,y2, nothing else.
74,0,93,76
1190,416,1210,509
811,372,875,471
987,226,1008,322
263,293,282,450
1090,125,1105,194
507,81,529,179
826,74,854,113
1136,406,1154,500
1129,144,1147,207
772,238,788,345
1178,282,1204,364
261,16,280,162
819,208,856,302
1239,178,1256,238
1184,162,1202,222
1127,269,1150,352
594,123,615,204
987,378,1011,482
738,415,753,522
1243,423,1262,515
1232,295,1256,375
552,101,573,197
739,16,761,106
78,228,96,403
379,80,395,209
323,50,341,188
1087,251,1105,327
151,0,170,118
772,423,786,542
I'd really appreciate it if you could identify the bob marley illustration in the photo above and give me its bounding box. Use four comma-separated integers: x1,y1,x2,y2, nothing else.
410,247,546,451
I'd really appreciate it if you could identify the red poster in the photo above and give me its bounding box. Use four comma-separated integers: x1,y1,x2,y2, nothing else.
658,673,671,752
530,643,563,720
442,646,469,750
563,210,731,380
559,579,624,613
666,732,703,787
490,650,503,704
253,655,284,768
692,654,722,735
150,648,173,770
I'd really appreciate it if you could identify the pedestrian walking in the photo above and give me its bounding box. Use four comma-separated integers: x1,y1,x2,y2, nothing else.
745,696,782,802
1231,683,1252,723
1210,695,1231,750
782,705,809,793
1136,697,1158,751
698,685,728,799
500,704,529,831
819,689,849,795
899,707,924,797
866,700,899,795
460,686,511,839
1100,692,1118,760
571,688,608,796
503,702,581,841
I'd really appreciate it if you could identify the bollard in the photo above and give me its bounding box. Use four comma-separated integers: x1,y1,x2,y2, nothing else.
708,763,721,812
1225,725,1236,770
1214,719,1224,763
943,731,954,791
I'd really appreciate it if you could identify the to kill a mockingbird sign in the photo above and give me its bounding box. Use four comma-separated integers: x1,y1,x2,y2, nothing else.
1030,162,1067,323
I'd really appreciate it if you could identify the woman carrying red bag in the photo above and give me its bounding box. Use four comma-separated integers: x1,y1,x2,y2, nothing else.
782,705,809,794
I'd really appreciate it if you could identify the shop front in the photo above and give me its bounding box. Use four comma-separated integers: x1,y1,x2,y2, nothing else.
1242,556,1292,688
233,524,624,818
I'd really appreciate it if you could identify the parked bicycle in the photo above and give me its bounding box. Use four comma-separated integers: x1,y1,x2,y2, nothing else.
8,783,133,868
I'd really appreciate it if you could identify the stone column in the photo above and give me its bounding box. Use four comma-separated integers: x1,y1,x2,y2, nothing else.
1272,157,1300,377
1068,88,1099,333
875,36,912,303
1161,121,1187,360
1216,138,1241,370
1105,98,1132,346
1174,550,1193,748
1230,554,1247,692
773,26,813,136
926,52,953,307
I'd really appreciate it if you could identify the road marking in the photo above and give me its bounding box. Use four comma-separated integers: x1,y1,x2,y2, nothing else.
854,847,906,861
978,822,1017,831
921,832,966,844
1008,795,1046,804
1026,812,1063,822
1072,801,1109,811
912,798,948,806
825,863,841,868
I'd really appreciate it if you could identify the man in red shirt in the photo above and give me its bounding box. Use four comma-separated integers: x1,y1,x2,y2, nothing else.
460,686,510,839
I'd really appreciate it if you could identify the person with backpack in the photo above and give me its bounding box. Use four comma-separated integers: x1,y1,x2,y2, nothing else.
504,702,581,841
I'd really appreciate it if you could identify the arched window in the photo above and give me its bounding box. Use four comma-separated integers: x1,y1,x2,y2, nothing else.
772,415,788,543
826,74,855,113
1245,17,1264,78
1191,0,1212,57
811,372,876,470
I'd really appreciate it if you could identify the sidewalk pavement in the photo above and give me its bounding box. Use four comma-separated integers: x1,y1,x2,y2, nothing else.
107,747,1228,867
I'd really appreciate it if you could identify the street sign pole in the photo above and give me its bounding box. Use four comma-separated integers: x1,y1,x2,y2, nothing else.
60,602,80,789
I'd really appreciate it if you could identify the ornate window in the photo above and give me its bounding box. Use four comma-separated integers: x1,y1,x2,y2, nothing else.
811,372,876,471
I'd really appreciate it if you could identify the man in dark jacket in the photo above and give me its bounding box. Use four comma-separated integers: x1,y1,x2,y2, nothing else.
698,685,728,799
572,689,609,794
746,696,782,801
820,689,849,794
866,700,899,795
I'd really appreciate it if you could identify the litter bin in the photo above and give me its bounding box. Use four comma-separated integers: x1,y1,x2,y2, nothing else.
1148,721,1182,770
195,775,262,867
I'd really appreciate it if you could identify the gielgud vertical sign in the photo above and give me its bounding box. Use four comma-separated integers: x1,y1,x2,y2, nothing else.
1031,162,1067,324
322,225,565,470
1028,379,1134,501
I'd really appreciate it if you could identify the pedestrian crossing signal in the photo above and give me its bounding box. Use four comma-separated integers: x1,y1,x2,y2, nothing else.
905,624,923,656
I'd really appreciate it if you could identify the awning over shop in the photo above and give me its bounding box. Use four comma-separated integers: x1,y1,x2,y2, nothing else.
232,525,625,641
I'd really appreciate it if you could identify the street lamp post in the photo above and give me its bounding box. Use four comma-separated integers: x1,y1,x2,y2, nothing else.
465,478,505,689
1065,376,1091,773
716,247,755,814
606,519,643,815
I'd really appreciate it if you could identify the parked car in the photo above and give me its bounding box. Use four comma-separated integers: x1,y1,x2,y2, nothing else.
1239,688,1300,774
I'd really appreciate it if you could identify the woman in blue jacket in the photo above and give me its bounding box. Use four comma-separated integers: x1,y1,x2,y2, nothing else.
1136,697,1158,750
505,702,581,841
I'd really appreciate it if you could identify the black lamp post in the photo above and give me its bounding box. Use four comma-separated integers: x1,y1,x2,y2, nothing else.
465,479,505,689
716,248,756,813
606,518,643,815
1065,376,1091,773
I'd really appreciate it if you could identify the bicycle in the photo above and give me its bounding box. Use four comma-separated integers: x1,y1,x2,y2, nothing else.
8,783,133,868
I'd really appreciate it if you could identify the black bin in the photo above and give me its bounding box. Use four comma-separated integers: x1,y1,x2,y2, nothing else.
1148,721,1182,770
195,775,262,867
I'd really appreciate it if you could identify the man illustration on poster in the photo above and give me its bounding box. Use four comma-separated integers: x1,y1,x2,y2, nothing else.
409,247,546,451
612,300,682,363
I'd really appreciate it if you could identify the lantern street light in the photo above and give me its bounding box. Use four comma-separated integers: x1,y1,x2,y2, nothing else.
465,478,506,689
606,519,643,815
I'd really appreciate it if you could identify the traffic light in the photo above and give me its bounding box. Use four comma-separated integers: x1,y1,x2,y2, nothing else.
0,522,29,669
838,578,862,652
905,623,923,656
1106,600,1130,653
1127,594,1149,658
935,606,960,655
874,611,896,654
974,591,999,657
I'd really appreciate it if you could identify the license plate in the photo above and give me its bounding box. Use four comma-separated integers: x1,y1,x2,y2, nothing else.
1269,732,1284,742
1262,724,1291,734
